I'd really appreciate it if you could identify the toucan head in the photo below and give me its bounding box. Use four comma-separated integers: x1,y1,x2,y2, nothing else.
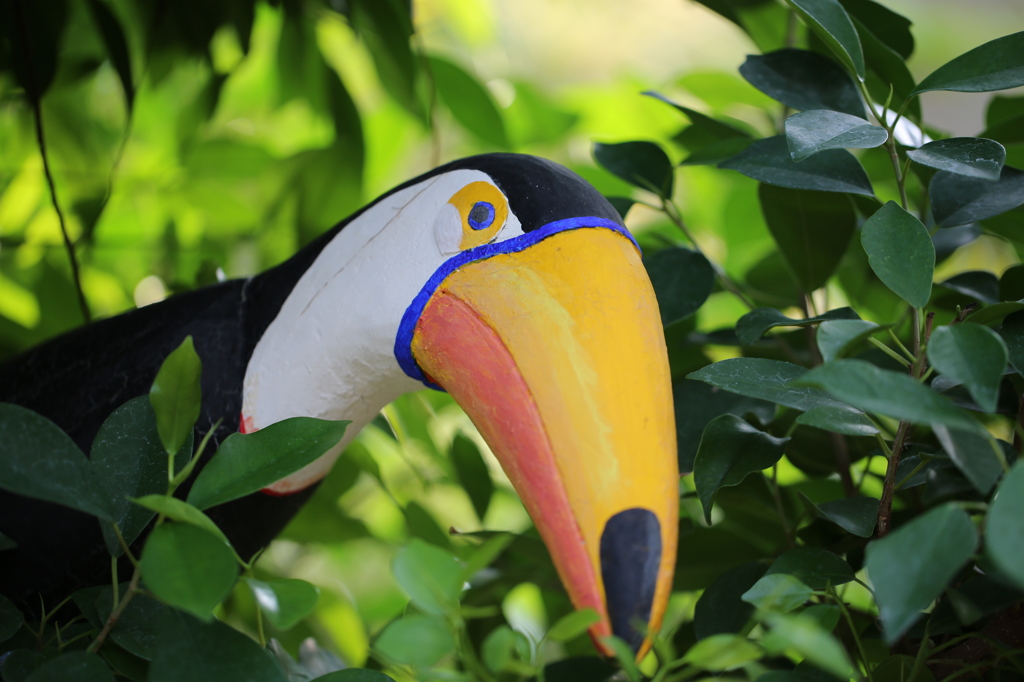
242,153,678,658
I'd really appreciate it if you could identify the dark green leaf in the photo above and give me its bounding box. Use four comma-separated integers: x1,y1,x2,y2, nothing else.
937,271,1000,304
644,91,752,143
450,434,493,523
349,0,422,122
792,359,983,433
688,357,859,412
759,185,857,292
839,0,914,59
739,49,864,117
816,319,882,362
245,579,319,630
601,636,641,682
374,615,455,667
866,503,978,642
139,524,238,620
681,633,762,670
1000,264,1024,301
932,426,1003,496
23,652,112,682
741,573,813,612
131,495,229,545
694,562,767,639
149,609,286,682
644,247,715,326
928,323,1008,412
765,547,855,589
913,31,1024,95
673,379,775,473
505,80,578,146
593,141,674,197
760,611,854,678
1,650,52,681
605,196,634,220
986,461,1024,590
854,16,919,119
872,655,935,682
546,609,601,642
907,138,1005,181
680,138,755,166
965,300,1024,326
786,110,887,161
860,201,934,308
1001,310,1024,375
934,224,982,264
403,500,450,548
736,307,859,345
96,588,164,660
931,166,1024,227
186,417,349,510
813,496,879,537
428,56,507,148
694,414,789,523
391,539,462,616
310,672,395,682
0,531,15,551
92,397,193,556
0,0,68,102
0,403,112,520
795,405,879,435
85,0,134,110
0,594,22,642
149,336,202,457
720,136,874,196
785,0,865,79
981,94,1024,145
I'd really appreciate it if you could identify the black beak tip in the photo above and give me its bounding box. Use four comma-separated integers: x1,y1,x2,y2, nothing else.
599,507,662,653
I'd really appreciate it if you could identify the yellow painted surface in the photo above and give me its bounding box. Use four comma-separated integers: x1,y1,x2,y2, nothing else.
448,180,509,250
438,228,679,649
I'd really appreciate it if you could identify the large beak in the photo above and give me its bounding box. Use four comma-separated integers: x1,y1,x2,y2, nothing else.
405,222,678,658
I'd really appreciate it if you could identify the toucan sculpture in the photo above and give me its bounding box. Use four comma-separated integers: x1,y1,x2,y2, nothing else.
0,153,678,657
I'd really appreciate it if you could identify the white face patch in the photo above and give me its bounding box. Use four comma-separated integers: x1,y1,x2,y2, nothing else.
241,169,524,493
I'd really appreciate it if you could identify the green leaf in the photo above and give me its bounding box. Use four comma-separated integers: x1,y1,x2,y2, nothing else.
1,649,53,681
840,0,914,59
795,405,879,435
866,503,978,642
986,461,1024,590
681,633,762,671
931,166,1024,227
816,319,882,362
131,495,230,545
84,0,134,110
644,91,752,144
812,496,879,537
0,531,15,551
938,271,1000,304
673,379,775,474
605,196,634,220
96,587,164,660
928,323,1008,412
481,625,517,673
310,672,395,682
1001,310,1024,375
907,138,1006,181
872,655,936,682
688,357,858,412
149,336,202,457
92,397,193,556
765,547,855,589
760,611,855,678
139,524,238,620
149,609,286,682
450,434,493,523
349,0,422,122
601,636,641,682
23,652,113,682
913,31,1024,95
391,539,463,616
694,414,789,523
741,574,814,612
644,247,715,326
719,136,874,196
785,110,887,161
245,578,319,630
186,417,349,510
860,201,934,308
735,307,859,345
0,594,22,642
428,56,507,148
374,615,455,667
593,141,674,197
546,608,601,642
694,562,767,640
981,94,1024,145
759,186,858,294
932,426,1003,496
854,15,919,119
785,0,866,80
0,403,113,521
965,300,1024,326
739,49,864,117
792,359,983,434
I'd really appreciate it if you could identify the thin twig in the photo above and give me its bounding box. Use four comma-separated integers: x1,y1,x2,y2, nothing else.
87,568,141,654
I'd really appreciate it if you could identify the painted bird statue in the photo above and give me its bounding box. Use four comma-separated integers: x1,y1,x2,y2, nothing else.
0,153,678,657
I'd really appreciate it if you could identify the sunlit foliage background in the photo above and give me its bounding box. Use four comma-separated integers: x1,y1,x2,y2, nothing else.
1,0,1022,673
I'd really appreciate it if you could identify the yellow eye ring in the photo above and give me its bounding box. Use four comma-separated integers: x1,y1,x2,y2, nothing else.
449,181,509,250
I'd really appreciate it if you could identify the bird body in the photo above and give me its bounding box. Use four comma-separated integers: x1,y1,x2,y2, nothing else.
0,153,678,656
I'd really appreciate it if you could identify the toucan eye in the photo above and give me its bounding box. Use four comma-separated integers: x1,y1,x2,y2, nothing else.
468,202,495,230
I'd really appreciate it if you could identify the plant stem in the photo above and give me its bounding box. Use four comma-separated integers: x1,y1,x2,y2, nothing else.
828,585,873,682
88,567,142,654
766,466,795,548
869,337,912,367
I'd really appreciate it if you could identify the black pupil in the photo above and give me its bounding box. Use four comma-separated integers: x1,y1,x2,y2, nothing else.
470,203,491,224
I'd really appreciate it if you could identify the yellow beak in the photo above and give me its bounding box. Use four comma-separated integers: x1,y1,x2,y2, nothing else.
407,224,677,658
